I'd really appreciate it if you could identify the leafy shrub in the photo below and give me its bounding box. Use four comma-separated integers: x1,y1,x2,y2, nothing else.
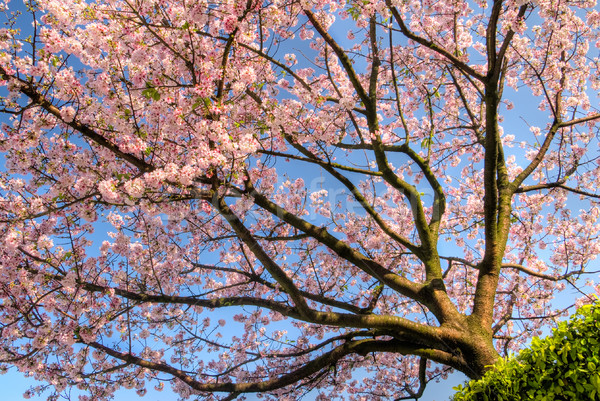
453,301,600,400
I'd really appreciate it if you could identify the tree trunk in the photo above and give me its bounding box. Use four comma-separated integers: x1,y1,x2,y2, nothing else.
460,321,501,379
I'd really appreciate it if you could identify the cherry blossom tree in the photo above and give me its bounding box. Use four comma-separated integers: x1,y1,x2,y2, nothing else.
1,0,599,399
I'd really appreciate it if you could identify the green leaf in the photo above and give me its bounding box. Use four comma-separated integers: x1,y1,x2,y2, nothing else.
142,85,161,101
141,88,154,98
592,374,600,391
452,302,600,401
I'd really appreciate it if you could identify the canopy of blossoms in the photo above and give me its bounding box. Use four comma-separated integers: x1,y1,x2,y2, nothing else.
0,0,599,399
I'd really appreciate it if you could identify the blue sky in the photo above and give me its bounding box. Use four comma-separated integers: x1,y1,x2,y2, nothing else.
1,367,469,400
1,0,598,400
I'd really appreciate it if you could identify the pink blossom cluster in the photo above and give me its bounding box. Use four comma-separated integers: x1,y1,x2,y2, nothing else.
0,0,599,399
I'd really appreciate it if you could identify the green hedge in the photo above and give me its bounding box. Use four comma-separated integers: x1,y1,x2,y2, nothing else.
453,301,600,401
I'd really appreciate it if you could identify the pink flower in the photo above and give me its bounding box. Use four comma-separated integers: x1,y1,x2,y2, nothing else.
60,106,76,122
3,229,20,250
222,15,237,33
98,180,120,203
124,178,145,198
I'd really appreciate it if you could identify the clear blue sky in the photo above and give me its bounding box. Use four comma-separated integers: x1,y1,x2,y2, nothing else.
2,368,468,400
1,0,596,400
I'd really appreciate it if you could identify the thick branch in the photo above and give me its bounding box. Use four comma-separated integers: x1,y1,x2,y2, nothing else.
210,194,313,318
334,142,446,234
440,256,596,282
0,68,153,173
243,185,425,302
18,256,441,338
86,338,463,393
510,122,560,191
258,149,383,177
280,135,419,253
558,113,600,128
500,263,598,282
188,262,370,315
303,10,369,104
386,2,485,82
515,183,600,199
